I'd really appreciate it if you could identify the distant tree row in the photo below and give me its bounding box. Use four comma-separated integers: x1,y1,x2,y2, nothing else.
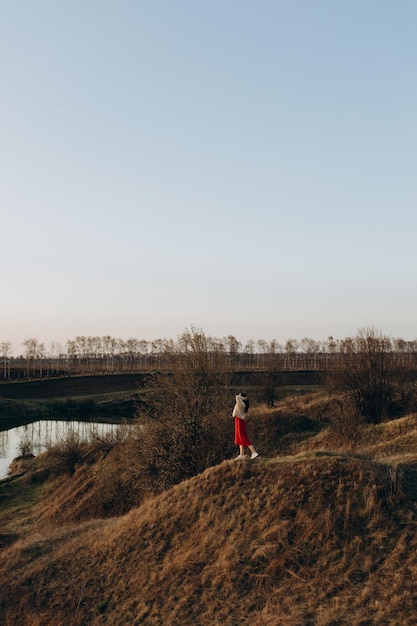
1,327,417,380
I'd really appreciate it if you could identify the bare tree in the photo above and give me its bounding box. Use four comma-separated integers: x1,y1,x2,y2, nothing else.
66,339,77,374
0,342,12,379
224,334,241,369
37,341,45,377
136,326,232,489
284,338,299,369
263,340,284,407
300,337,320,369
151,338,173,370
256,339,268,369
330,327,409,424
244,339,256,369
22,338,43,378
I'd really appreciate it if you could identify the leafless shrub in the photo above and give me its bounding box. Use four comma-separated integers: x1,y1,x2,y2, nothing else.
134,327,233,493
326,327,414,424
87,422,130,458
141,329,229,419
46,429,85,475
328,395,365,449
17,438,33,457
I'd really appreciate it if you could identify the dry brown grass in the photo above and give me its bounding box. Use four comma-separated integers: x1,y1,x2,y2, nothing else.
2,396,417,624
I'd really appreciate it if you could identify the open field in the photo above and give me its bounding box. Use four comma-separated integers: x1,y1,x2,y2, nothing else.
0,371,321,430
0,371,322,400
1,393,417,625
0,374,147,400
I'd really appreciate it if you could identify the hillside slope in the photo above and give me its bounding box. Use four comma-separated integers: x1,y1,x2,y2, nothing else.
1,449,417,625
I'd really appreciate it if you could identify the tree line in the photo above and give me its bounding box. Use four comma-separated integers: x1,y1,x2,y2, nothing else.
1,326,417,381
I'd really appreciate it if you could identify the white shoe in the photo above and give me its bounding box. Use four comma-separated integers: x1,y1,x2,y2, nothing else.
236,454,246,460
250,452,259,459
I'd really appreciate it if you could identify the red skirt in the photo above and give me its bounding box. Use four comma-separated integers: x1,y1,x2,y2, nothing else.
234,417,252,446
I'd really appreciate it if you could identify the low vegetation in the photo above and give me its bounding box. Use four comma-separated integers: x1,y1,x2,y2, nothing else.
1,390,417,624
1,327,417,625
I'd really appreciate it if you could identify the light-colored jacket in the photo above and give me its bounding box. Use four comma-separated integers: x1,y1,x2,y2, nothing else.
232,394,247,420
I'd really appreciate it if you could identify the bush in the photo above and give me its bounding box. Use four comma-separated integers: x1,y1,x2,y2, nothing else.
327,395,365,448
326,327,414,424
135,327,233,492
46,430,85,475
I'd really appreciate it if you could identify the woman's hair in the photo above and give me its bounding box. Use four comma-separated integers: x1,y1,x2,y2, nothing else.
240,393,249,412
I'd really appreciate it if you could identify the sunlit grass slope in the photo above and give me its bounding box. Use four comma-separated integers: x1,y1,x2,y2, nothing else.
2,431,417,625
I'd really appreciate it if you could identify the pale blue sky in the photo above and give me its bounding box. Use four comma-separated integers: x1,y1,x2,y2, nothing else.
2,1,417,354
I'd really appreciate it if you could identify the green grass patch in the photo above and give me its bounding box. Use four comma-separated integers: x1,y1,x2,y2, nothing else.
0,474,44,536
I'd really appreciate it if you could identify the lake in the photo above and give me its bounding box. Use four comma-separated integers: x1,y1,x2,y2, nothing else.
0,420,121,479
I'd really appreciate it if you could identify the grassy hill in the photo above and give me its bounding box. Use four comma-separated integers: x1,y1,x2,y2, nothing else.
1,395,417,625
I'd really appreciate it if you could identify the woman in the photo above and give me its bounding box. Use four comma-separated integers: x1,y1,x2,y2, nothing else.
232,393,259,460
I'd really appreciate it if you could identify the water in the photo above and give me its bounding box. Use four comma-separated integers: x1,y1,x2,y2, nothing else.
0,420,121,479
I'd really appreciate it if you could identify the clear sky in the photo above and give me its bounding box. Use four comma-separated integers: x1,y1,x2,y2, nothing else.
2,1,417,355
